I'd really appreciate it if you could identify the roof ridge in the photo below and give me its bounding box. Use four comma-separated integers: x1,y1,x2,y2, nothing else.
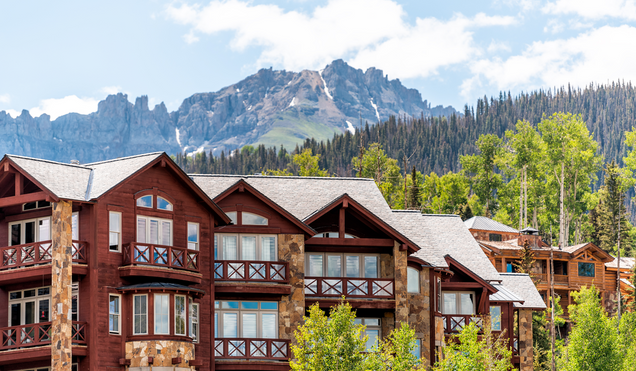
189,174,375,181
6,154,90,169
84,151,164,166
421,213,461,217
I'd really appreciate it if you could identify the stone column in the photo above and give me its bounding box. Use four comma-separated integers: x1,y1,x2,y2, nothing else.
518,309,533,371
278,234,305,344
51,200,73,371
394,242,408,324
407,267,431,367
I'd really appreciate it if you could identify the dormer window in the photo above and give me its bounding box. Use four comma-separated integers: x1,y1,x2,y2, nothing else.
137,195,153,208
23,200,51,211
157,196,173,211
242,212,267,226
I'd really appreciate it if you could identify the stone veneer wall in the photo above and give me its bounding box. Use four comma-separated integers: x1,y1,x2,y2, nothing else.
51,200,73,371
380,253,394,278
125,340,194,368
394,242,408,323
278,234,305,343
407,267,431,366
518,309,533,371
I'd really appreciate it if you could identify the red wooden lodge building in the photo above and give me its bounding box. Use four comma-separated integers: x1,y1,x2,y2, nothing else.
0,152,545,371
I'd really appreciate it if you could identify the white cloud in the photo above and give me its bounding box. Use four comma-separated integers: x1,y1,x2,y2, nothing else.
0,94,10,104
5,109,20,118
543,0,636,20
487,40,512,53
493,0,540,12
462,25,636,100
29,95,99,120
100,86,124,95
544,19,565,34
166,1,515,78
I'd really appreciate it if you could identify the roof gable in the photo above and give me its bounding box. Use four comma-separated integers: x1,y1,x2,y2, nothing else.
464,216,519,234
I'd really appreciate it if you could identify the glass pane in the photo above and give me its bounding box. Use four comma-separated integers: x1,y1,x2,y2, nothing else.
175,296,186,335
24,290,36,298
10,303,20,326
460,294,474,315
149,220,159,244
25,221,36,244
411,339,421,359
261,237,276,261
443,293,456,314
222,301,239,309
407,268,419,293
110,296,119,314
188,223,198,242
226,212,237,224
242,236,257,260
109,232,119,250
327,255,342,277
38,287,49,296
155,294,170,334
364,256,378,278
39,299,49,322
490,306,502,331
23,202,36,210
365,318,380,326
345,255,360,277
38,218,50,241
161,221,171,246
10,224,20,246
223,313,238,338
223,236,238,260
137,195,152,208
72,214,78,240
242,212,268,225
241,302,258,309
366,329,379,350
214,313,218,337
137,218,146,243
157,197,172,211
308,255,323,276
110,212,121,233
10,292,21,300
261,313,276,338
242,313,257,338
260,302,278,310
25,301,35,324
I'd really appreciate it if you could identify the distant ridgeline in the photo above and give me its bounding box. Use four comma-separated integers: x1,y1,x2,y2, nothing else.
175,81,636,179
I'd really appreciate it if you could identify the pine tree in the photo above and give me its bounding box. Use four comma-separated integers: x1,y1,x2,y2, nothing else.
515,239,537,282
408,166,420,209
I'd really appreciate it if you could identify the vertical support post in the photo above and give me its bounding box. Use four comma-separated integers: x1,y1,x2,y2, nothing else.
51,200,73,371
519,309,533,371
394,241,408,324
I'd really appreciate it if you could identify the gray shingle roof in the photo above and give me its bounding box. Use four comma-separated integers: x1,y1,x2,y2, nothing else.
84,152,163,199
464,216,519,233
606,257,635,270
490,282,524,302
392,211,501,282
499,273,546,309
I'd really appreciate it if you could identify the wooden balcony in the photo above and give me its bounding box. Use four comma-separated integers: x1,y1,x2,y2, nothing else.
538,274,569,285
214,338,290,360
121,242,202,283
214,261,289,283
0,321,87,351
442,314,483,334
304,277,394,299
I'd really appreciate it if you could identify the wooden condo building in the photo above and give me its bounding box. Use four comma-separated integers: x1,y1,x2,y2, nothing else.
0,153,545,371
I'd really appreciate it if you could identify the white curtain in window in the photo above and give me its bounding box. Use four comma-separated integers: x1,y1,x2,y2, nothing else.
364,256,378,278
223,236,238,260
155,294,170,334
72,214,78,240
460,294,474,315
241,236,257,260
161,221,171,245
149,220,159,244
261,237,276,261
223,313,238,338
261,313,276,339
346,256,360,277
443,293,456,314
38,218,51,241
242,313,257,337
327,255,342,277
308,255,323,276
137,218,146,243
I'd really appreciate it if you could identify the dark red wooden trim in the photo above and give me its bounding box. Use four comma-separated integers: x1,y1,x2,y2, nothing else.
407,260,423,270
119,265,203,284
215,226,281,234
305,299,395,309
429,269,436,363
0,158,60,202
444,256,498,293
407,256,430,269
441,282,488,289
339,208,345,237
213,179,315,236
215,360,290,370
305,246,385,254
305,237,395,247
214,283,292,295
0,263,88,285
3,208,52,222
126,334,193,342
136,209,175,219
0,191,48,208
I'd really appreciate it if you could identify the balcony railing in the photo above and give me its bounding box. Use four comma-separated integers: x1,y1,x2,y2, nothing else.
0,321,87,351
442,314,483,333
538,274,569,284
512,336,519,355
123,242,199,272
0,240,88,270
304,277,395,299
214,338,289,360
214,261,289,283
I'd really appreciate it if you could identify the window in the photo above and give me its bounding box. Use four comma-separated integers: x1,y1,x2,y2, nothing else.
355,318,381,350
8,286,50,327
190,298,199,343
175,295,187,336
133,295,147,335
137,216,172,246
242,212,268,225
490,306,502,331
155,294,170,334
442,292,475,315
489,233,502,242
22,200,51,211
137,195,153,208
312,232,356,238
215,234,277,261
436,277,442,313
9,217,50,245
214,301,278,338
407,267,420,293
187,222,199,251
305,253,378,278
411,339,421,359
226,211,238,224
71,282,79,321
109,295,121,334
578,262,595,277
109,212,121,252
72,213,79,240
157,196,173,211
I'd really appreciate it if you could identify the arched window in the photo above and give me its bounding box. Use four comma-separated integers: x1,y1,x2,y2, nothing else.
407,267,420,293
242,212,268,226
157,196,173,211
136,195,152,208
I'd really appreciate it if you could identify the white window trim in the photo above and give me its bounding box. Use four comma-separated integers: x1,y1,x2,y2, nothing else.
8,216,52,246
137,195,153,208
8,286,51,326
175,295,187,336
154,293,170,335
109,211,122,252
190,299,199,343
214,300,278,338
304,252,380,278
137,216,173,246
109,294,121,334
133,294,148,335
187,222,199,251
215,234,278,261
407,267,420,293
442,291,476,315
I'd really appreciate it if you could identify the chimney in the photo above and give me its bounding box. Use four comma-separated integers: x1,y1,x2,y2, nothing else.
518,227,541,248
70,160,80,165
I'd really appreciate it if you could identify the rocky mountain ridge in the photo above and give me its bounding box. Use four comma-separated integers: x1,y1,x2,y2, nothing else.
0,60,455,163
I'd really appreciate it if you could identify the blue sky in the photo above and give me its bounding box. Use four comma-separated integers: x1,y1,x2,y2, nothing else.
2,0,636,119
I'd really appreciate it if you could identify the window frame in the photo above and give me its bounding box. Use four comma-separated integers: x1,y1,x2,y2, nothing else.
174,295,187,336
109,211,122,252
136,195,153,208
8,286,51,326
157,196,173,211
215,233,278,261
154,293,171,335
214,300,278,338
304,252,380,278
8,216,52,246
187,222,199,251
442,291,476,315
355,318,381,351
407,267,420,293
133,294,148,335
136,215,173,246
22,200,51,211
578,262,595,277
241,212,268,226
109,294,121,334
490,305,502,331
190,298,199,343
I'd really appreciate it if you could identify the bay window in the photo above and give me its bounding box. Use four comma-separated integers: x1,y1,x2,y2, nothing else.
214,301,278,338
133,295,148,335
190,298,199,343
154,294,170,334
9,217,50,245
175,295,187,336
215,234,277,261
8,286,50,327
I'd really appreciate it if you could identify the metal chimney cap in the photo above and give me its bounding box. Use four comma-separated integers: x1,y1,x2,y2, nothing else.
70,159,80,165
